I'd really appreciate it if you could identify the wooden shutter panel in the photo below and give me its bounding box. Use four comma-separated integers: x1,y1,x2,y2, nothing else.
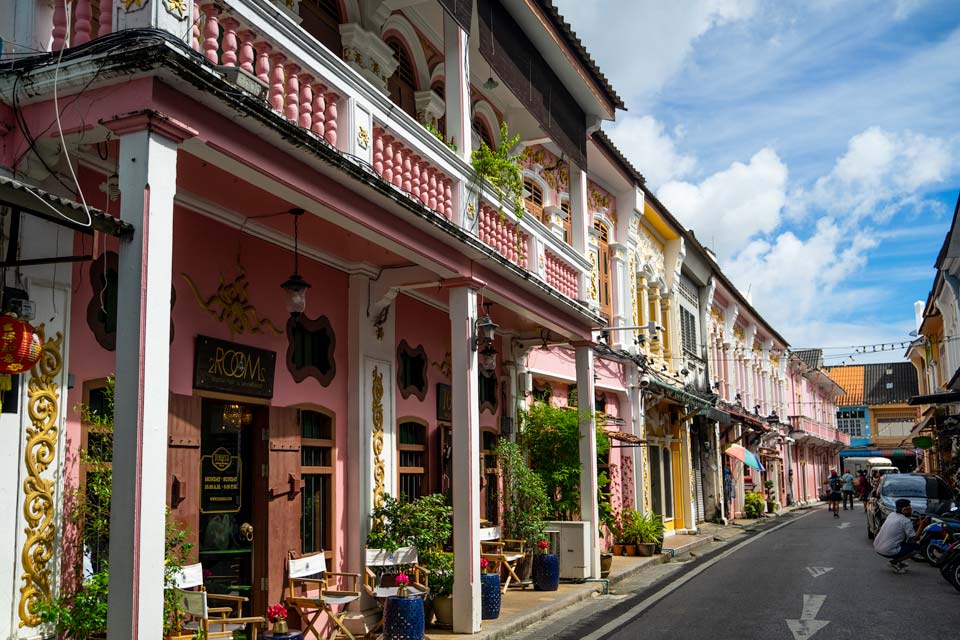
167,393,203,557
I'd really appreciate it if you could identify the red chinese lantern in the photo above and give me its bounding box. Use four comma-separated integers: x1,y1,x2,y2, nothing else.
0,315,42,374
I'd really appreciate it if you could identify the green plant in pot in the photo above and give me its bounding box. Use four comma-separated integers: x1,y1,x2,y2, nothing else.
627,511,663,557
422,550,453,628
495,440,549,582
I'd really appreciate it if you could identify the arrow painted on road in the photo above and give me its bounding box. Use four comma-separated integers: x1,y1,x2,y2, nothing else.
786,594,829,640
805,566,833,578
837,522,851,529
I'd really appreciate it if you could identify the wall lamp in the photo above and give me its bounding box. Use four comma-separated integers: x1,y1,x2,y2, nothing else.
473,303,499,372
280,208,310,315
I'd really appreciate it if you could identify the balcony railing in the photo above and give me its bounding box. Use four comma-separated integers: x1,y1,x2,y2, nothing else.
788,415,850,446
35,0,592,304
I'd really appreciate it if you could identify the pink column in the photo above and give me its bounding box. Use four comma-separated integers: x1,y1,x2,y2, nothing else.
381,135,394,183
254,42,272,85
298,75,313,130
220,18,240,67
283,63,301,122
269,53,287,112
393,142,404,187
324,92,338,146
310,84,327,138
98,0,113,37
73,0,93,45
238,30,257,74
372,128,384,175
51,0,67,51
202,4,221,64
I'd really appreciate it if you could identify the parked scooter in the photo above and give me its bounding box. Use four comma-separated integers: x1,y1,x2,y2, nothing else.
917,516,960,564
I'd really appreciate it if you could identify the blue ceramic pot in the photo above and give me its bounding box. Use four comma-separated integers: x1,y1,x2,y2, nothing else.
480,573,501,619
532,553,559,591
384,595,424,640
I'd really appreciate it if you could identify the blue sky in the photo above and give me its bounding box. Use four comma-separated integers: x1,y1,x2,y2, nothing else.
554,0,960,364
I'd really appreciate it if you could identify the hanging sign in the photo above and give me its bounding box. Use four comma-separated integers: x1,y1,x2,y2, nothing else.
193,335,276,398
200,446,242,513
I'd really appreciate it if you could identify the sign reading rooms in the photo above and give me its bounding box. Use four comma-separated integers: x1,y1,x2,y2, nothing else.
193,335,277,399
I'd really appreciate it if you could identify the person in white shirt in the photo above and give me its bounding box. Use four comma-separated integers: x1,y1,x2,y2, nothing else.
873,499,928,573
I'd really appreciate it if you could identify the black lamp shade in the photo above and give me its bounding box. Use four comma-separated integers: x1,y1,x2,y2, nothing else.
281,273,311,314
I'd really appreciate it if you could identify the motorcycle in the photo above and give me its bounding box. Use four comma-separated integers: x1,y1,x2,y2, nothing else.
937,538,960,591
917,516,960,564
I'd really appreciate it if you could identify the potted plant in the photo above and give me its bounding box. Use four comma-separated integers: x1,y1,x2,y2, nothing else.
266,603,288,634
599,550,613,579
744,491,765,519
495,441,549,583
479,558,501,620
425,551,453,628
531,540,559,591
628,511,664,557
764,480,776,513
619,509,640,556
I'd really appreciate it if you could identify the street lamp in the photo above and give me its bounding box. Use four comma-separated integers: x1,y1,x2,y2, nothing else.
473,303,499,372
280,208,311,315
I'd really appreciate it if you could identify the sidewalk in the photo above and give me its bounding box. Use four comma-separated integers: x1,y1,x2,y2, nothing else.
422,507,818,640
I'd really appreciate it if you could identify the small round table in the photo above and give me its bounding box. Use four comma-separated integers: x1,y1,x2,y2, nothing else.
263,630,303,640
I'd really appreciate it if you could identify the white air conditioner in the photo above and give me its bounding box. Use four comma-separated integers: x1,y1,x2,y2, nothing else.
545,520,590,580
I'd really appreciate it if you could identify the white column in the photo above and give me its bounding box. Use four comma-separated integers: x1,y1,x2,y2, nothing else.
450,285,481,633
570,164,590,299
628,366,645,512
575,343,599,578
443,12,471,162
107,121,182,640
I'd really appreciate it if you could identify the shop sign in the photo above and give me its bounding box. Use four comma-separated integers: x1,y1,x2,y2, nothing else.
194,335,276,398
200,446,242,513
437,383,452,423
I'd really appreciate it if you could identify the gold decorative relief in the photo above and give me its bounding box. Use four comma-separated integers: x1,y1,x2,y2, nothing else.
466,202,476,219
630,255,638,337
357,126,370,150
182,271,282,339
371,367,385,509
431,352,451,380
123,0,146,10
590,252,598,302
588,185,611,212
19,326,62,628
163,0,187,18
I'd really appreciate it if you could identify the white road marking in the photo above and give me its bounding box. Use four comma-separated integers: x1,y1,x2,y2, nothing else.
805,566,833,578
837,522,851,529
578,509,817,640
786,594,829,640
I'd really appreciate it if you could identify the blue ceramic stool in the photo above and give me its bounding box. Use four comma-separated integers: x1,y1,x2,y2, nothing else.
384,595,424,640
532,553,560,591
480,573,501,619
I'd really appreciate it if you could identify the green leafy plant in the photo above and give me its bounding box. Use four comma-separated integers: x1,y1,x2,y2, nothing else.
744,491,766,518
470,121,524,215
518,404,610,521
366,493,452,554
423,121,457,152
422,550,454,598
626,511,664,546
494,440,549,544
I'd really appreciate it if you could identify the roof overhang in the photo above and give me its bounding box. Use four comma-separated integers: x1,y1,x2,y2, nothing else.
908,390,960,406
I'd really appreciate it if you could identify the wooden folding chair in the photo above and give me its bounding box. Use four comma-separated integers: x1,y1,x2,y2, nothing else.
167,562,265,639
362,547,429,637
481,538,527,593
286,551,362,640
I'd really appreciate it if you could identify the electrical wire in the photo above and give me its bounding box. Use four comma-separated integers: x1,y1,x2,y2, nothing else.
52,44,92,227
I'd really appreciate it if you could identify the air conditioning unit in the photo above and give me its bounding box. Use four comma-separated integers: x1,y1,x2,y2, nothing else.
545,521,590,580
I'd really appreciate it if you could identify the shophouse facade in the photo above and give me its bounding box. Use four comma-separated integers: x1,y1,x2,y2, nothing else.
0,0,634,637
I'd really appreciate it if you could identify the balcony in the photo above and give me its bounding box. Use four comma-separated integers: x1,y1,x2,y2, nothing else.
26,0,591,305
788,415,850,446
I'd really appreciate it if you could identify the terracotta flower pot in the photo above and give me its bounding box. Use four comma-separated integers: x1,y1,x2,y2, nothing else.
624,544,638,556
636,543,656,557
612,543,624,556
600,553,613,578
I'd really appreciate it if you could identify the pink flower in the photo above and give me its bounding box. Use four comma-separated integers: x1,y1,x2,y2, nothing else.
395,573,410,586
480,558,489,570
266,604,287,622
537,540,549,549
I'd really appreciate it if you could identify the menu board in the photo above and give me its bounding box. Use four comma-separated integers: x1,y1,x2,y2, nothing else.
200,446,242,514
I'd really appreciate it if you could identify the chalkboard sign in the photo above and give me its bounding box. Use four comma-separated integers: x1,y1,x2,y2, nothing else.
437,383,452,423
194,335,276,399
200,446,242,513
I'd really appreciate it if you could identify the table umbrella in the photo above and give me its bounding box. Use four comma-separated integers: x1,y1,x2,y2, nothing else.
724,443,765,472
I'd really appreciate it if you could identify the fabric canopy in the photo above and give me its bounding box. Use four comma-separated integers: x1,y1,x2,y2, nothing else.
724,443,765,472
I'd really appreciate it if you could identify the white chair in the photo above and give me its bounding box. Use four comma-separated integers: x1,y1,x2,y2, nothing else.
362,546,429,637
286,551,361,640
168,562,264,640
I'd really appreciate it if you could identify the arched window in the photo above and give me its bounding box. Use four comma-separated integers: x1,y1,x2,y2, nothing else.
560,200,572,245
432,82,446,138
474,117,495,150
594,221,612,320
398,420,427,501
387,39,418,119
299,0,343,58
524,178,544,222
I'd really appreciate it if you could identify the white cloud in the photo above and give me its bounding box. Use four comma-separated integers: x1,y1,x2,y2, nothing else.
605,116,696,187
791,127,952,223
656,147,787,259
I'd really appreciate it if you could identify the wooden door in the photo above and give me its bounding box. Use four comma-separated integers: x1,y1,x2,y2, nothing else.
167,394,203,556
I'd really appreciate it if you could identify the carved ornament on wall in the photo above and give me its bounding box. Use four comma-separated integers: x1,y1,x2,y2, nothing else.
182,270,281,339
372,367,385,509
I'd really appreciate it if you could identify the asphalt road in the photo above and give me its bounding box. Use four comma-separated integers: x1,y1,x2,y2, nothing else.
512,507,960,640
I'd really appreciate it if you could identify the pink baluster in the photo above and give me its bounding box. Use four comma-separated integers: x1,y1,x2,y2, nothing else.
254,42,272,85
373,128,384,175
427,168,438,211
401,149,412,192
382,135,394,183
269,53,286,112
202,4,221,64
74,0,92,45
311,84,326,137
392,142,404,187
284,63,301,122
419,162,431,206
298,75,313,130
191,13,201,52
443,178,453,219
220,18,239,67
238,30,257,74
98,0,113,37
324,92,338,146
51,0,67,51
410,156,421,200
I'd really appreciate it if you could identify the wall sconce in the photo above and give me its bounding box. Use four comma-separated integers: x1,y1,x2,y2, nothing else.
280,208,311,315
473,303,498,373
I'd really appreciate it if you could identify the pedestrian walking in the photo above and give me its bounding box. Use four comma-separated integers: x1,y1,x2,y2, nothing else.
857,470,870,511
827,470,843,518
873,498,929,573
841,468,855,510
